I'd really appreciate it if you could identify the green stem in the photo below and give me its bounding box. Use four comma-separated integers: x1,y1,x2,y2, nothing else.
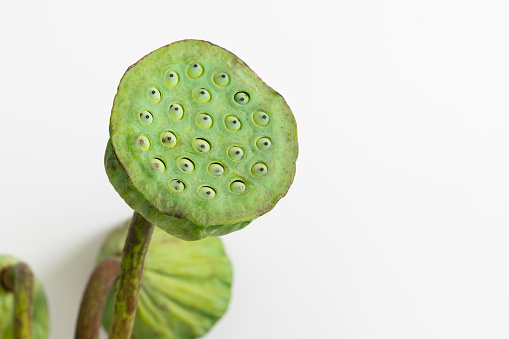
1,263,35,339
108,212,155,339
75,258,121,339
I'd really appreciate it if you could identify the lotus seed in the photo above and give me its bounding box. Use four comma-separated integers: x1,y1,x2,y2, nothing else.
197,113,213,129
193,88,211,104
256,137,272,151
178,158,195,173
187,62,204,78
169,104,184,120
251,162,268,177
199,186,216,199
230,180,246,194
208,163,224,177
161,131,177,148
213,72,230,87
136,136,150,151
164,71,179,87
169,179,185,191
139,111,154,126
150,158,166,173
148,87,161,104
228,146,244,161
253,111,270,126
193,138,211,153
234,92,250,105
225,115,242,131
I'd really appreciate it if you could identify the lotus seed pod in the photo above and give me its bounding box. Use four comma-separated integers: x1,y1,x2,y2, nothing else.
105,39,298,240
98,223,232,339
0,255,50,339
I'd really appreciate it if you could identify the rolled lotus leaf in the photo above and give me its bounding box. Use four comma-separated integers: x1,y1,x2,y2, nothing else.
105,39,298,240
0,255,50,339
99,222,232,339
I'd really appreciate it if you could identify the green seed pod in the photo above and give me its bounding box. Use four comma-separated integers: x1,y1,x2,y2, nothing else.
0,255,50,339
105,39,298,240
98,223,232,339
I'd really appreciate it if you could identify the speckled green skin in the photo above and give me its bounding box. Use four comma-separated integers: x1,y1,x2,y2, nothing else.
0,256,50,339
98,223,232,339
106,40,298,240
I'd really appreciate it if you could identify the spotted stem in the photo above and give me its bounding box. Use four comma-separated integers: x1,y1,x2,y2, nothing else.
108,211,155,339
1,262,35,339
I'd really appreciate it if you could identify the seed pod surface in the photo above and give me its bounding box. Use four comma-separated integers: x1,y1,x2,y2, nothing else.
98,223,232,339
106,40,298,240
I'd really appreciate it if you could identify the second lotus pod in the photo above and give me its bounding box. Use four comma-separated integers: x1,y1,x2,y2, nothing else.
98,222,233,338
0,255,50,339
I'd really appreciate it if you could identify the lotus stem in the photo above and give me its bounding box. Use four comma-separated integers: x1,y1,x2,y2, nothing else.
1,262,35,339
75,258,121,339
108,211,154,339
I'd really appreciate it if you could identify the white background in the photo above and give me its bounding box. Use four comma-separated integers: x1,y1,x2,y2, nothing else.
1,0,509,338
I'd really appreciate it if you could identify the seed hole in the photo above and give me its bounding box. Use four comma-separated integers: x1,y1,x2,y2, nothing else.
253,111,270,126
208,163,224,177
165,71,179,87
213,72,230,87
193,138,211,153
150,158,166,173
228,146,244,161
225,115,242,131
193,88,211,104
169,179,186,192
137,136,150,151
187,62,204,78
161,131,177,148
178,158,195,173
234,92,250,105
230,180,246,194
256,137,272,151
197,113,213,129
169,104,184,120
148,87,161,104
139,111,153,126
199,186,216,199
251,162,268,177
